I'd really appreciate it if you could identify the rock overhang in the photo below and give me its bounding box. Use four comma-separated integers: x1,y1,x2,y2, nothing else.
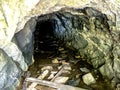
0,0,120,89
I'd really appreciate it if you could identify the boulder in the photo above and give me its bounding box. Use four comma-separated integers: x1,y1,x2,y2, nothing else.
82,73,96,85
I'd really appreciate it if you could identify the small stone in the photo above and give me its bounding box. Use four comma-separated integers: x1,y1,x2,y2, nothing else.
80,67,89,73
63,65,72,71
53,76,69,84
82,73,96,85
75,55,81,58
61,61,69,65
52,58,59,64
41,66,53,71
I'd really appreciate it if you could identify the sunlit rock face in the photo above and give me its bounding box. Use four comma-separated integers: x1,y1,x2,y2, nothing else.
0,0,120,89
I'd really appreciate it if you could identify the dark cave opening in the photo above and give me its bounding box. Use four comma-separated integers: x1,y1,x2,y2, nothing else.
34,20,57,52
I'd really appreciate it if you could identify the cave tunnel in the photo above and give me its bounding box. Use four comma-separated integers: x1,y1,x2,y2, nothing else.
34,16,59,53
14,7,115,90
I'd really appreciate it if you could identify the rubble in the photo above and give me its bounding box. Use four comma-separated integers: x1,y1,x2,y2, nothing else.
20,45,114,90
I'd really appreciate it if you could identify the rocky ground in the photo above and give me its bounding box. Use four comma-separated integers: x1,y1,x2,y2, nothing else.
18,43,114,90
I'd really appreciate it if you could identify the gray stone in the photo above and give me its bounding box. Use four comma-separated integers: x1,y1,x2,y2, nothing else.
0,54,22,90
15,17,36,65
2,42,28,71
71,35,88,49
0,49,8,71
80,67,89,73
82,73,96,85
99,63,114,79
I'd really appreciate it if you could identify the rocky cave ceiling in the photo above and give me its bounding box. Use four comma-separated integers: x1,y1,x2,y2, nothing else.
0,0,120,90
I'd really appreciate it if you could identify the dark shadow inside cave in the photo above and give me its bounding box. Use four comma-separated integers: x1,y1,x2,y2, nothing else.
34,18,59,54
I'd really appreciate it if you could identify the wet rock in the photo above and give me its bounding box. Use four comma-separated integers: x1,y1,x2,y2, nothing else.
82,73,96,85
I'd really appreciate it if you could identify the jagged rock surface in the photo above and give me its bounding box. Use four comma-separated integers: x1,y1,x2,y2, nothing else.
0,0,120,89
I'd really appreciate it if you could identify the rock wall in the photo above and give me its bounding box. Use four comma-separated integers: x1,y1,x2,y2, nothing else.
0,0,120,89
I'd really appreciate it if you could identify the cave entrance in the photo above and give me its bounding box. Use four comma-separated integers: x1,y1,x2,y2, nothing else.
18,8,114,90
26,14,95,90
33,17,61,57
